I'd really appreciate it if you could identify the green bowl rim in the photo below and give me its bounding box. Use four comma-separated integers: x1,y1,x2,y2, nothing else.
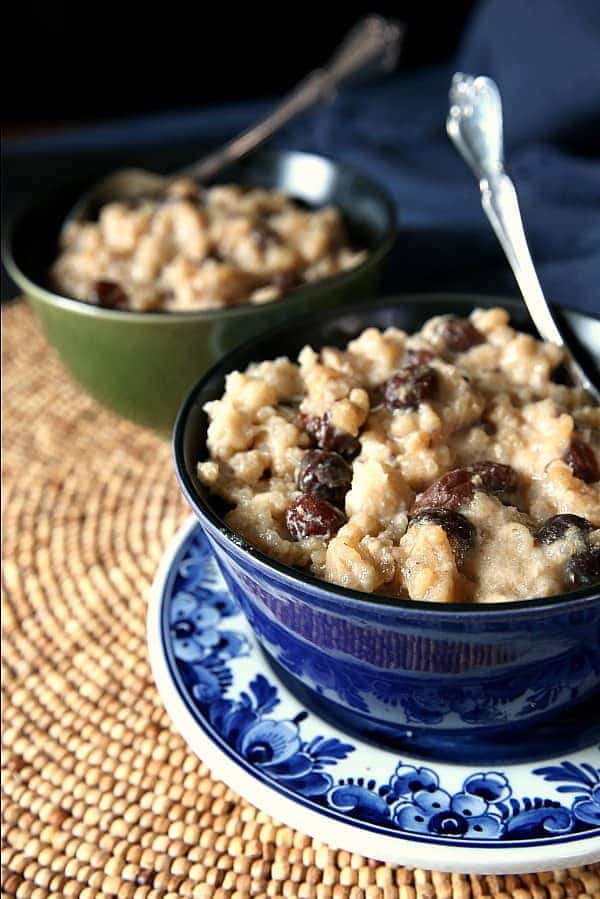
3,148,397,323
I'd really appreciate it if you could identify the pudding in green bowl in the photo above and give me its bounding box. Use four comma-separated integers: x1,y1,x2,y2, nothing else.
4,149,395,434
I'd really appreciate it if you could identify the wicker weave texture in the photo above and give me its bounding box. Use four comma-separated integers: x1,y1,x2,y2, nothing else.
2,302,599,898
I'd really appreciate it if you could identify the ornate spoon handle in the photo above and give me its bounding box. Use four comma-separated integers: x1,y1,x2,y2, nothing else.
447,73,598,399
447,73,563,345
179,16,403,183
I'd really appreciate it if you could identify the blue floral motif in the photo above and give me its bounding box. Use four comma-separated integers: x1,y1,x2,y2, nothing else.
380,766,510,840
209,675,353,797
463,772,511,803
168,542,249,704
388,764,439,797
328,780,393,825
533,761,600,828
164,529,600,844
394,788,503,839
500,798,572,838
574,784,600,826
252,619,594,728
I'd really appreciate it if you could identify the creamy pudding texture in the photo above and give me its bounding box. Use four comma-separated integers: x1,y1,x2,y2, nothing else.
197,308,600,603
51,180,366,312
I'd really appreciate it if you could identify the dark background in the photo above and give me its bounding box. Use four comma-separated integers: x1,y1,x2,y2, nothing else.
3,1,475,131
3,2,598,314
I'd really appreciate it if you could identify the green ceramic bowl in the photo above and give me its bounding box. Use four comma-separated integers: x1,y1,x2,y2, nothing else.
4,149,396,434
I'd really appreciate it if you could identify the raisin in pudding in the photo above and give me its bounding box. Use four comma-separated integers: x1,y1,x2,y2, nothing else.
51,181,366,312
197,307,600,603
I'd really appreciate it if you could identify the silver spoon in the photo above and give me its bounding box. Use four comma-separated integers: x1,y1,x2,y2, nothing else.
67,15,403,224
447,72,599,401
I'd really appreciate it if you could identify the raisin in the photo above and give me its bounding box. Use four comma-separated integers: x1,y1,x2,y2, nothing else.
302,412,360,460
91,279,128,308
439,316,485,352
383,365,438,411
412,461,518,513
404,348,436,365
564,435,599,483
286,494,345,540
410,508,475,566
297,450,352,508
536,514,593,545
412,469,475,513
466,461,518,495
566,546,600,587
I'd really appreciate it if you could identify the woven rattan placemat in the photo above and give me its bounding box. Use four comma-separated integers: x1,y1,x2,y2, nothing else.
2,301,599,898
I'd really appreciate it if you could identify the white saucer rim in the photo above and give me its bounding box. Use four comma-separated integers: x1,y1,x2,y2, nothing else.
147,516,600,874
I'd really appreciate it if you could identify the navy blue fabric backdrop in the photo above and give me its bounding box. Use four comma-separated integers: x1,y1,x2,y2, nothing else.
3,0,599,312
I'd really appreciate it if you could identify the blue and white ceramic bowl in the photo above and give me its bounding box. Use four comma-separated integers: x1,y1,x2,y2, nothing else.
173,295,600,764
148,519,600,872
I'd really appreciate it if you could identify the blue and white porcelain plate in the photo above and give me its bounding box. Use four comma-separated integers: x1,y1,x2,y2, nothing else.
148,518,600,873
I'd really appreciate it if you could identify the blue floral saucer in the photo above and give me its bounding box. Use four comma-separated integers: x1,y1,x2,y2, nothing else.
148,518,600,873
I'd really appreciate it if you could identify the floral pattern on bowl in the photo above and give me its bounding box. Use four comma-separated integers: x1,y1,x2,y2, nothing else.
157,525,600,848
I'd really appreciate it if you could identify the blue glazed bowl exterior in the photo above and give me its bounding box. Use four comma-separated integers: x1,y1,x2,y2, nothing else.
174,296,600,763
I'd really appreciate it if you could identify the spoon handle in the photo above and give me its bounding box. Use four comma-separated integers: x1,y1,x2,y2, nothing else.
446,73,564,347
178,15,403,183
481,173,565,346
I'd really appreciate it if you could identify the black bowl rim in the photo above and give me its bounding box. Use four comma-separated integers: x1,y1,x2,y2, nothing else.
173,292,600,619
3,148,397,322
